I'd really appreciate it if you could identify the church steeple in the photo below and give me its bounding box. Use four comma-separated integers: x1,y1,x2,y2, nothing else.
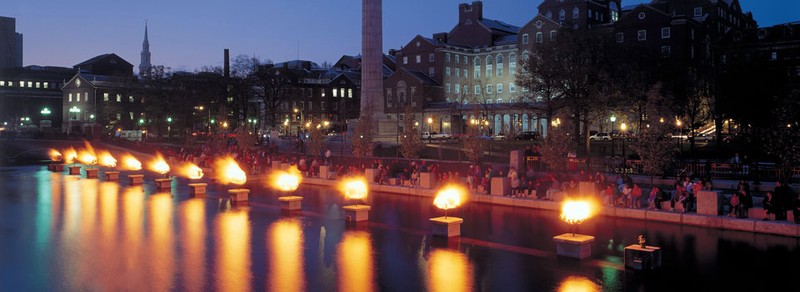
139,22,152,79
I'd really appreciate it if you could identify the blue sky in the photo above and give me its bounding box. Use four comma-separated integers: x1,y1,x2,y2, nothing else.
5,0,798,71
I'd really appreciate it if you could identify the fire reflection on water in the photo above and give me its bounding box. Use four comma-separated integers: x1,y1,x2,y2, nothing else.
427,249,474,292
269,218,305,292
179,199,206,292
337,231,375,292
215,210,252,292
148,193,175,291
121,186,145,288
556,276,600,292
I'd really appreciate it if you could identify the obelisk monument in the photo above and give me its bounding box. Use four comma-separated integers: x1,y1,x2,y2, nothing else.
361,0,384,114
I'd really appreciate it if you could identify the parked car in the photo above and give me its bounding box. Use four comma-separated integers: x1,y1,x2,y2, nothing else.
492,134,507,141
421,131,452,140
589,132,612,141
690,133,714,143
515,131,540,141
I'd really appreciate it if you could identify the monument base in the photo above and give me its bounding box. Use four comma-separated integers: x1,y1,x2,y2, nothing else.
68,166,81,175
50,163,65,172
128,174,144,185
104,171,119,181
553,233,595,259
624,244,662,270
228,189,250,202
430,216,463,237
85,168,99,178
342,204,371,222
188,183,207,197
155,178,172,190
278,196,303,211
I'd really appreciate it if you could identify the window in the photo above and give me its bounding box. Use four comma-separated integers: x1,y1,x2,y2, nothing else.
35,82,40,88
463,69,468,77
446,67,451,76
446,83,451,93
496,54,504,77
308,102,313,110
522,34,529,44
455,68,459,77
546,11,552,19
320,101,325,110
455,54,460,64
661,27,671,39
474,57,481,79
559,9,565,21
486,84,493,94
771,52,778,61
487,99,493,104
116,94,121,102
616,32,624,43
416,55,421,63
637,30,647,41
638,12,646,20
429,67,435,76
463,56,468,64
535,32,543,43
509,83,516,92
0,81,4,86
19,81,23,87
103,93,109,102
340,88,345,98
496,83,503,93
68,93,73,102
454,84,460,93
661,46,671,56
128,96,134,103
403,56,408,64
348,89,353,98
446,53,451,62
550,30,557,41
463,84,468,95
84,93,88,102
486,55,493,77
44,82,49,88
509,53,517,75
572,7,579,19
27,81,32,88
694,7,702,17
496,98,503,104
429,53,435,62
474,85,481,94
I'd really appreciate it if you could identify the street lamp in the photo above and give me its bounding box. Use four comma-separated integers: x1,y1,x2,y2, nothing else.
676,119,683,158
41,108,51,116
427,117,434,143
167,117,173,139
620,123,627,166
610,115,617,158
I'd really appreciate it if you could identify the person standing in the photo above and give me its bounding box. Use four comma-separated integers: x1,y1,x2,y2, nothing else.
773,180,790,221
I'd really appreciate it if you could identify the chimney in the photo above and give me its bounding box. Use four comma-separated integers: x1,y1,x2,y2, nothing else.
459,1,483,24
433,32,448,43
224,49,230,78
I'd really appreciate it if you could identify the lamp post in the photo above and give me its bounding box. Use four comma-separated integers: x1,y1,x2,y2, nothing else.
427,117,433,143
294,108,304,137
167,117,173,139
620,123,627,167
676,119,683,159
610,115,616,158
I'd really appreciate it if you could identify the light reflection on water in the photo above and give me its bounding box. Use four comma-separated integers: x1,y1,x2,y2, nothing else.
2,165,798,291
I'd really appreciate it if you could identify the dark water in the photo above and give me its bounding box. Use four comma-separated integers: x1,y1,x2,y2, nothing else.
0,165,798,291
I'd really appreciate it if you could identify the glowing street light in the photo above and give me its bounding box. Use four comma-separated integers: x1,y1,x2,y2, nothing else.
40,108,51,115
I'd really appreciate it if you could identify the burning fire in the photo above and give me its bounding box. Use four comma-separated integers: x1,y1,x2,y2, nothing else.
77,149,98,166
560,200,593,225
433,184,467,211
215,157,247,185
120,154,142,171
49,149,63,162
98,151,117,167
270,167,302,192
149,153,171,175
179,162,204,179
62,147,78,164
339,177,368,201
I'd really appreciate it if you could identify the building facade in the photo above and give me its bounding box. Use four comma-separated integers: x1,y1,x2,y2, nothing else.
0,66,73,131
0,16,23,68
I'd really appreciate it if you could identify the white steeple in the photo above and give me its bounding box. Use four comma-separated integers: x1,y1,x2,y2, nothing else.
139,22,152,79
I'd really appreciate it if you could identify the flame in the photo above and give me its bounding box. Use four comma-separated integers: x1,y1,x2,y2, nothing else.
62,147,78,164
215,157,247,185
77,149,98,165
178,162,204,179
49,149,63,161
98,151,117,167
560,200,594,225
149,153,170,175
338,177,368,201
270,167,301,192
120,154,142,171
557,276,600,292
433,184,467,210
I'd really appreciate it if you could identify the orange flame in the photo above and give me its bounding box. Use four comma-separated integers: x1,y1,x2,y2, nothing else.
433,184,467,210
560,200,594,225
77,149,98,165
62,147,78,164
338,177,368,201
270,167,301,192
178,162,204,179
215,157,246,185
49,149,63,161
149,153,170,175
119,153,142,171
98,151,117,167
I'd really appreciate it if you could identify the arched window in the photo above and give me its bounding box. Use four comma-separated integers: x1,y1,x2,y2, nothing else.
496,54,504,77
559,9,566,21
473,57,481,79
572,7,579,19
509,53,517,75
546,11,553,19
485,55,493,77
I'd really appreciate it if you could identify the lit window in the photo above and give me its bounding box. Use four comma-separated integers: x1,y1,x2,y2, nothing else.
27,81,32,87
535,32,543,43
116,94,121,102
416,55,421,63
637,30,647,41
103,93,109,102
84,93,88,102
0,81,4,86
35,82,40,88
69,93,73,102
44,82,49,88
522,34,529,44
19,81,24,87
333,88,338,97
661,27,671,39
321,90,325,97
129,96,134,103
616,32,624,43
509,83,516,92
347,89,352,98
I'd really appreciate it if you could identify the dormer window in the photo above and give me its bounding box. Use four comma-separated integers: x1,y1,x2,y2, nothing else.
694,7,702,17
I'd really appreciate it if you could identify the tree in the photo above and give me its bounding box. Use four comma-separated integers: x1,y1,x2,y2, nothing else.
633,120,677,184
235,126,257,150
399,106,425,158
463,110,488,164
540,118,573,172
252,64,292,128
763,87,800,180
351,105,375,158
517,43,566,136
681,82,714,156
307,122,326,157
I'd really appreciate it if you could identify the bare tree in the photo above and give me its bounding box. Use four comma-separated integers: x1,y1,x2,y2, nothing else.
462,109,488,164
351,104,375,158
252,65,291,128
634,120,677,184
540,118,573,173
399,105,425,158
517,44,566,137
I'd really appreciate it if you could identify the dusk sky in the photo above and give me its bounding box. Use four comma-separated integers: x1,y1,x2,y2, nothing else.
5,0,798,72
